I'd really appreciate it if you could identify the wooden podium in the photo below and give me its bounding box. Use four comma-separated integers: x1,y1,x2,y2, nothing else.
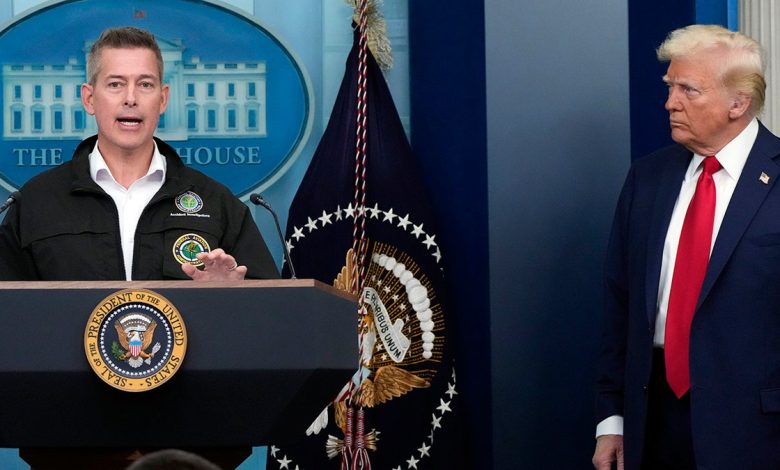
0,280,357,469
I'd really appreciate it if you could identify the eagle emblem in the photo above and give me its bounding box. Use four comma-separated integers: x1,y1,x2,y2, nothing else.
329,246,433,413
113,313,162,369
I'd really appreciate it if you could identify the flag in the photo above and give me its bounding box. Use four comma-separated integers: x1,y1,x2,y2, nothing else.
266,9,464,470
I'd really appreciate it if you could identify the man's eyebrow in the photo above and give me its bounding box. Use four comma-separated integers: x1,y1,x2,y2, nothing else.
104,74,159,81
662,76,697,88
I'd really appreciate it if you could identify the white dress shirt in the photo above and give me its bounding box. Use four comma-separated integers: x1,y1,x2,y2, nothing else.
89,141,166,281
597,118,759,437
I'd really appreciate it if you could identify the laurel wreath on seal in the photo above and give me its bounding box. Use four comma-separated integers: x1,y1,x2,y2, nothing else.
111,341,125,361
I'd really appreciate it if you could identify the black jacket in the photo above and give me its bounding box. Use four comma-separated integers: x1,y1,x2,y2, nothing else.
0,135,279,280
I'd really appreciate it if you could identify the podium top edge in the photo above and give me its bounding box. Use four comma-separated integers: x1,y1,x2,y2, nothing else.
0,279,356,301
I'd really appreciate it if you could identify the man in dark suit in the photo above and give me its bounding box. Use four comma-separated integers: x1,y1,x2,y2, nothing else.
593,25,780,469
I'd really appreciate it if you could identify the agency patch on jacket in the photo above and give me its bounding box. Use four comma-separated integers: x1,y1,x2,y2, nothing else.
175,191,204,214
172,233,211,266
84,289,187,392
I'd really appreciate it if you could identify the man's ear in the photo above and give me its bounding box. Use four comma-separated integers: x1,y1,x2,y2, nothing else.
159,83,170,115
729,93,751,119
81,83,95,116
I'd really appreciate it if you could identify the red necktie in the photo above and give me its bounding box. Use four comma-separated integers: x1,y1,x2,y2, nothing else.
665,156,722,398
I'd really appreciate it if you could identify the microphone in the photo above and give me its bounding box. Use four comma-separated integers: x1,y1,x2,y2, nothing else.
0,191,20,214
250,193,297,279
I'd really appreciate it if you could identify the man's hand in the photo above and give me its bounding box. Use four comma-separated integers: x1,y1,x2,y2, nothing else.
181,248,247,281
592,434,624,470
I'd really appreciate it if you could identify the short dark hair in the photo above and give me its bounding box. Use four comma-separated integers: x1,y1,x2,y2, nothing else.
125,449,221,470
87,27,163,85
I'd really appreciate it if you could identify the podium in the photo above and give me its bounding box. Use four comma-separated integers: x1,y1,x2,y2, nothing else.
0,279,357,468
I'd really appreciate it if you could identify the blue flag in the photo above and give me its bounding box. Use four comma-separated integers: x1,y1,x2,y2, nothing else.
267,26,463,470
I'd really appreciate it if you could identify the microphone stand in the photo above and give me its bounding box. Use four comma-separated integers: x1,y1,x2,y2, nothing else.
249,193,297,279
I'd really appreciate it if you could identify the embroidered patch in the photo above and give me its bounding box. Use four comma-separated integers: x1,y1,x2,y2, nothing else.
172,233,211,266
175,191,204,213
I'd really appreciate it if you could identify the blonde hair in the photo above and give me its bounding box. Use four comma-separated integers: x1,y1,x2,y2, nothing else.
657,24,766,116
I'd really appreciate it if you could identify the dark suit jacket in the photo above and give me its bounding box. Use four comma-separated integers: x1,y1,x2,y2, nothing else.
597,122,780,469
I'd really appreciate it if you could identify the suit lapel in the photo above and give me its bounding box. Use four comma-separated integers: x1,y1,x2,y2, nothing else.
697,124,780,309
645,147,691,326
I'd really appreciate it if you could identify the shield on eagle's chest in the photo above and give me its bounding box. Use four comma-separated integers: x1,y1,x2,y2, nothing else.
130,338,142,357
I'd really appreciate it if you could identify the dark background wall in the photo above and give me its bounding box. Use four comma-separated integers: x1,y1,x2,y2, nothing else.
409,2,491,468
483,0,629,466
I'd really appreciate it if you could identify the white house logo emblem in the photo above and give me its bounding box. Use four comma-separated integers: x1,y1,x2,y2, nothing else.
0,0,312,196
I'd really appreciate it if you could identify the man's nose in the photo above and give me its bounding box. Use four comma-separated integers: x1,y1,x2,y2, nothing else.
665,88,681,111
124,85,137,107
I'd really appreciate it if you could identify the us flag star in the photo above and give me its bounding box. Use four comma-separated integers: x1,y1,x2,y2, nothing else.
383,207,397,222
318,210,333,226
291,226,305,241
411,223,425,238
397,213,411,230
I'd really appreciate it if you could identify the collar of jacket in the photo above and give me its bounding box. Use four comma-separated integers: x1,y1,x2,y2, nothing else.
69,135,193,198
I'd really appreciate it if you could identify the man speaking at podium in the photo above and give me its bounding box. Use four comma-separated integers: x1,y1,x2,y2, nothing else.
0,27,278,282
0,26,279,469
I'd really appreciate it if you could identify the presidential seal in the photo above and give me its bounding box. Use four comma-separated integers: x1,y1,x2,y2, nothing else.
173,233,211,266
84,289,187,392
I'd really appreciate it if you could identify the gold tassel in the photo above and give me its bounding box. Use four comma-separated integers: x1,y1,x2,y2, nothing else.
345,0,393,71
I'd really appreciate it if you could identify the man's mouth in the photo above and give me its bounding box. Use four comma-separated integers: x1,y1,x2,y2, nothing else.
117,117,142,127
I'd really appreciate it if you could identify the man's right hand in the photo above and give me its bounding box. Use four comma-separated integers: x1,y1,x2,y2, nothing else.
592,434,624,470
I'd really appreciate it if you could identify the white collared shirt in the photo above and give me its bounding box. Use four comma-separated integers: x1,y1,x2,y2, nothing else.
89,141,166,280
597,118,759,438
654,118,758,346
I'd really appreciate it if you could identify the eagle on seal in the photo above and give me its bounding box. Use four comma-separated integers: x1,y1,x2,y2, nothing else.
115,320,157,360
